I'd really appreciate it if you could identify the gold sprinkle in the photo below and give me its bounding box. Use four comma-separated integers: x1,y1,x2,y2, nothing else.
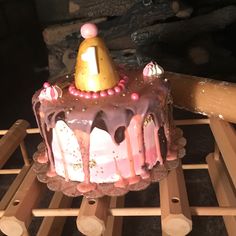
143,114,153,127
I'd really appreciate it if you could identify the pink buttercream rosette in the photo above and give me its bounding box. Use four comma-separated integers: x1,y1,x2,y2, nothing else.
143,61,164,77
39,82,62,101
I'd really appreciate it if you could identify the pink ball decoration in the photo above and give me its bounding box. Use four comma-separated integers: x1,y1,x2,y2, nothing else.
85,92,92,99
92,92,99,99
119,79,126,84
118,83,125,90
81,23,98,39
131,93,139,101
79,92,84,98
74,90,80,96
107,89,115,96
43,82,50,88
100,90,108,97
114,86,121,93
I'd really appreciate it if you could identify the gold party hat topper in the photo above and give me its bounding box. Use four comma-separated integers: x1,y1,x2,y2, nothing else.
75,23,120,92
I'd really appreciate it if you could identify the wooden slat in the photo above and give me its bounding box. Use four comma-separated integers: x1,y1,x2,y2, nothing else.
31,206,236,217
174,119,210,126
76,196,111,236
0,166,46,236
206,153,236,236
0,120,30,169
0,165,31,211
19,141,30,166
209,117,236,187
167,71,236,123
0,169,21,174
159,164,192,235
37,192,73,236
104,197,124,236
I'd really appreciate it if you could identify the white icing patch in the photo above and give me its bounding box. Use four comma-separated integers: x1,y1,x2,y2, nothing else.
52,121,84,181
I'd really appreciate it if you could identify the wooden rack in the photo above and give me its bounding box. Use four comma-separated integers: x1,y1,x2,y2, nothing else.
0,118,236,236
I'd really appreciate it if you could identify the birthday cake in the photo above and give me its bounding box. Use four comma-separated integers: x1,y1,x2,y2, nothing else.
32,23,185,198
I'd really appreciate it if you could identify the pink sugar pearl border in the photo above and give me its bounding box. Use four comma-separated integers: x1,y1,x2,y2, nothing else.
68,75,129,99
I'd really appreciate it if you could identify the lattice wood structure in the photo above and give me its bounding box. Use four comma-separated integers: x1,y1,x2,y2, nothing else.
0,116,235,236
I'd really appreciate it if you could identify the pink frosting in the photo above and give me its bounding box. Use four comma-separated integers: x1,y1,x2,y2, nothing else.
39,83,62,101
143,61,164,77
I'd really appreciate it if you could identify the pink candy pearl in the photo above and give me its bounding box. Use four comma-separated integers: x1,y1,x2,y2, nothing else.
114,86,121,93
119,79,126,84
79,92,84,98
85,92,92,99
74,90,80,96
92,92,99,99
100,90,107,97
81,23,98,39
43,82,50,88
131,93,139,100
118,83,125,90
107,89,115,96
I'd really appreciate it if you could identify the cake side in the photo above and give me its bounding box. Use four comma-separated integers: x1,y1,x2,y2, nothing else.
32,68,183,197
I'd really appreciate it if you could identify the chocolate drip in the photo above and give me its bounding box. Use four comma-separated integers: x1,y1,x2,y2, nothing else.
158,126,167,161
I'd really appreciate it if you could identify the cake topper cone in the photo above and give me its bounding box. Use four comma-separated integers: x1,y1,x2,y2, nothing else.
75,23,120,92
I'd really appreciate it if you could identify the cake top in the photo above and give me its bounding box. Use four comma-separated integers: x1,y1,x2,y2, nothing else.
33,23,168,141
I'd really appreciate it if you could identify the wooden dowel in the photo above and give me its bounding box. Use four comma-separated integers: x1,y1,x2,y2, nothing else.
19,141,30,166
182,164,208,170
0,166,46,236
167,71,236,123
76,196,111,236
160,164,192,235
207,153,236,236
104,197,124,236
0,119,209,137
213,141,220,161
0,120,30,169
174,119,210,126
37,192,73,236
209,118,236,187
0,169,21,174
0,128,39,136
0,165,31,211
32,206,236,217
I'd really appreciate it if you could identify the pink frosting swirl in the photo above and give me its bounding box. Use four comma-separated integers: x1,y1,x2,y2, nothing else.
39,82,62,101
143,61,164,77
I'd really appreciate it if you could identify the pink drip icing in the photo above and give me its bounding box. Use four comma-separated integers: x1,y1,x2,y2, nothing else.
154,127,163,165
125,129,140,185
133,115,149,178
46,169,57,177
37,151,48,164
113,158,128,188
74,130,97,193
